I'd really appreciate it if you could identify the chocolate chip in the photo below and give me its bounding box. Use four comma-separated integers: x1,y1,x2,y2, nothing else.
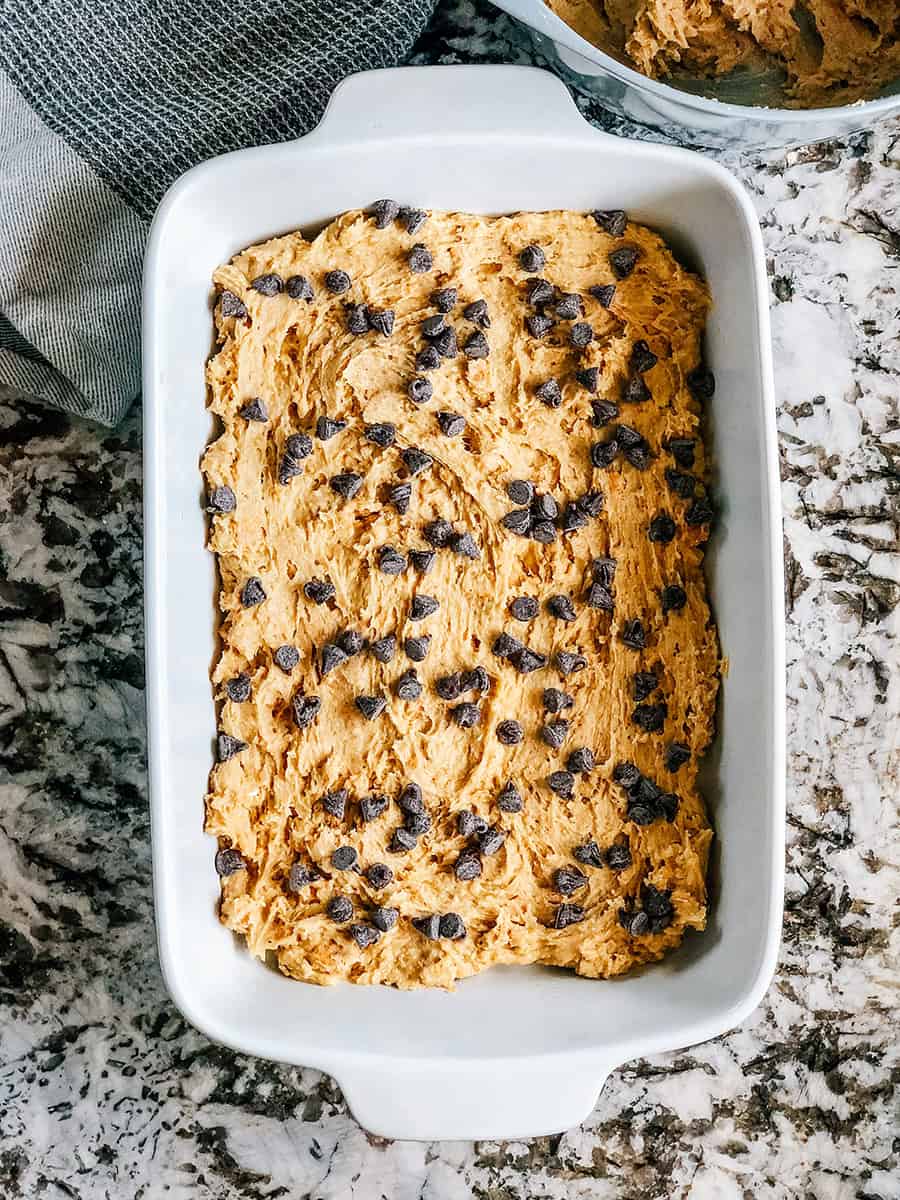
553,292,582,321
620,619,646,650
372,906,399,931
366,422,396,447
241,577,266,607
573,840,604,869
395,669,422,700
513,647,548,674
286,275,314,301
408,376,434,404
424,517,454,547
623,909,650,937
560,505,588,534
606,842,632,871
591,437,619,469
286,432,313,460
410,595,439,621
440,912,466,940
570,322,594,348
632,671,658,701
330,472,363,499
510,595,538,622
492,632,524,659
422,314,446,338
464,331,489,359
519,244,546,272
432,287,458,312
239,397,268,422
378,545,407,575
416,346,441,372
451,702,481,728
502,508,532,536
525,313,553,338
554,866,587,895
461,666,490,694
370,634,397,663
543,688,573,714
215,848,245,876
630,340,658,374
496,719,523,745
392,783,422,818
591,398,619,426
389,481,412,514
622,442,651,471
457,810,488,837
208,485,236,513
591,557,617,588
541,720,569,750
463,299,491,328
251,273,283,296
531,520,557,544
536,379,562,408
586,582,614,612
478,827,505,856
220,290,248,318
409,548,436,573
274,644,300,673
578,491,605,518
455,849,483,880
288,862,314,891
609,247,640,279
527,277,555,306
497,781,523,813
589,283,616,308
555,650,586,676
370,198,400,228
346,303,369,334
642,884,675,932
355,695,387,720
686,497,715,526
331,846,358,871
687,365,715,401
408,243,433,273
567,747,594,774
349,923,379,949
403,447,433,476
324,270,351,294
665,469,696,499
592,209,627,237
321,788,348,818
622,374,651,405
316,415,347,440
533,491,558,519
226,673,251,703
665,742,691,771
405,636,431,662
365,862,393,888
320,643,347,675
648,513,676,543
404,810,431,836
360,794,389,823
548,770,575,797
403,207,428,235
547,595,576,622
668,438,696,469
413,914,441,939
304,578,335,606
554,903,585,929
217,733,247,762
292,694,321,730
661,584,687,614
433,327,458,358
452,531,480,559
327,895,353,923
577,368,600,394
389,828,417,854
632,702,667,732
278,455,303,485
436,672,464,700
613,761,641,787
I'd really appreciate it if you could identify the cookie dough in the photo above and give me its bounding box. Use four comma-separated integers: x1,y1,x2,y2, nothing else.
545,0,900,108
202,206,718,990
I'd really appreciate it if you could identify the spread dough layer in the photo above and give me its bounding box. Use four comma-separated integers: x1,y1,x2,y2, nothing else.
203,208,718,989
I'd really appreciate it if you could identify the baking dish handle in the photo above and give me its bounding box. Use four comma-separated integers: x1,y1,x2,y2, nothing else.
335,1054,615,1140
308,64,603,145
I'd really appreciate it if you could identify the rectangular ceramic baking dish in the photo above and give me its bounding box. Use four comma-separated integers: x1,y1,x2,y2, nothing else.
143,64,785,1141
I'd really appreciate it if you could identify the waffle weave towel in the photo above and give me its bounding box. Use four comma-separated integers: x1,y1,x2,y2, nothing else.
0,0,436,425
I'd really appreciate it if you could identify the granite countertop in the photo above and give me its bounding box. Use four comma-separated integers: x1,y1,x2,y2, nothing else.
1,2,898,1195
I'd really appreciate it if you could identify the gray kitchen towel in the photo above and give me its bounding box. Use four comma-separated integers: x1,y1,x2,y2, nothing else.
0,0,437,426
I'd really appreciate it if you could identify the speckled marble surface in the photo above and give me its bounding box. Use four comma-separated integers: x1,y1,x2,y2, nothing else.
1,2,899,1196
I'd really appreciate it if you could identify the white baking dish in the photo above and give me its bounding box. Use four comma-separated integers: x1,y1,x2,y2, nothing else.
143,64,784,1141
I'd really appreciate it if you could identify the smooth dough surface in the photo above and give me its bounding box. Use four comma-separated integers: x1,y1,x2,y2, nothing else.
545,0,900,107
202,208,718,989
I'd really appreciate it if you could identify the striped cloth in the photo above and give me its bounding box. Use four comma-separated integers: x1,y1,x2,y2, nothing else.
0,0,437,426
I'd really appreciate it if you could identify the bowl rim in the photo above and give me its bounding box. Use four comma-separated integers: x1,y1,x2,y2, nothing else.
494,0,900,122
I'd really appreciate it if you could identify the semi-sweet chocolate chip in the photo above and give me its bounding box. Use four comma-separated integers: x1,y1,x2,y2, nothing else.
304,578,335,604
592,209,627,237
437,411,466,437
378,545,407,575
661,584,687,613
321,788,348,818
408,244,433,273
451,702,481,728
220,290,248,318
292,694,321,730
395,669,423,700
573,839,604,868
541,720,569,750
369,198,400,228
554,650,587,676
320,643,347,676
365,861,393,887
327,895,353,923
543,688,573,713
608,247,641,279
589,283,616,307
239,398,268,422
510,595,538,621
408,377,434,404
548,770,575,797
226,673,251,703
405,636,431,662
217,733,247,762
432,287,458,312
324,270,352,294
455,849,483,880
497,781,523,812
215,848,245,876
360,794,389,822
665,742,691,772
463,299,491,328
355,694,387,720
648,513,676,543
286,275,314,301
251,273,283,296
519,244,546,272
567,747,594,774
208,486,236,513
409,548,436,573
554,866,587,895
274,644,300,673
496,719,523,745
366,422,396,447
554,903,585,929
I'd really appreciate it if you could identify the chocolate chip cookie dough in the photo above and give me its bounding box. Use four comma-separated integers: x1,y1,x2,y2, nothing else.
545,0,900,108
202,204,719,990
